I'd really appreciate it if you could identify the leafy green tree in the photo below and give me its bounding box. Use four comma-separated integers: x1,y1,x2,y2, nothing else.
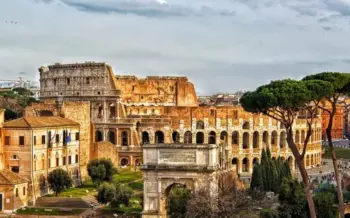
47,168,73,196
96,182,132,208
167,185,191,218
303,72,350,217
240,79,332,218
87,158,117,185
278,177,309,218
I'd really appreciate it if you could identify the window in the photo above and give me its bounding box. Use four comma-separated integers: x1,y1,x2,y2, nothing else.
75,154,79,163
56,157,59,167
15,188,18,197
34,136,37,145
23,187,26,196
75,132,80,141
68,156,72,164
67,78,70,85
5,136,10,145
19,136,25,145
63,156,66,165
56,134,59,143
42,135,46,144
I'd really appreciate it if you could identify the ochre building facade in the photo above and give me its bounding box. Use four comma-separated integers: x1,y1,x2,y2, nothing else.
37,62,323,176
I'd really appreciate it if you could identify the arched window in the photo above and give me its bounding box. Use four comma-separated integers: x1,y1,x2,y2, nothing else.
232,131,239,145
243,132,249,149
220,131,228,143
155,131,164,144
263,131,268,147
95,130,103,142
196,132,204,144
121,131,128,146
142,132,149,144
253,131,259,148
242,121,250,130
109,103,116,118
196,121,204,130
108,131,116,144
184,131,192,144
271,131,277,146
280,131,286,148
172,131,180,143
208,131,216,144
242,158,249,172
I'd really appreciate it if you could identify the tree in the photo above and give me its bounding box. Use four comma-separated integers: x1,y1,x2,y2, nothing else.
47,168,73,196
278,177,309,218
303,72,350,217
87,158,117,185
96,182,132,208
240,79,324,217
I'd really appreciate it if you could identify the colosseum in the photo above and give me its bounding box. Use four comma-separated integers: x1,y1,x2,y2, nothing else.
37,62,323,175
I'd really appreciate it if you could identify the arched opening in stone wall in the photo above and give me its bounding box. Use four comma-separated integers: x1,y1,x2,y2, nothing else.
165,183,191,217
253,157,259,165
280,132,286,148
109,103,116,118
253,131,259,148
97,104,103,118
220,131,228,144
108,131,116,144
243,132,249,149
155,131,165,144
232,131,239,145
121,131,128,146
172,131,180,143
121,158,129,166
232,158,239,174
263,131,269,148
196,120,204,130
196,132,204,144
295,130,300,144
142,131,150,145
242,121,250,130
39,110,53,116
208,131,216,144
242,158,249,172
271,131,277,146
95,130,103,142
184,131,192,144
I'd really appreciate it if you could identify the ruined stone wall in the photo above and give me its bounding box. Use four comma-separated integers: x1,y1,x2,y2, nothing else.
61,101,91,180
115,76,198,107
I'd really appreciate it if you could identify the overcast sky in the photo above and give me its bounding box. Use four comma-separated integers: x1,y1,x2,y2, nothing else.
1,0,350,94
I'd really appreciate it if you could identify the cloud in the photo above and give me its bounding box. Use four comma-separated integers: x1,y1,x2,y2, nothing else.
1,0,350,95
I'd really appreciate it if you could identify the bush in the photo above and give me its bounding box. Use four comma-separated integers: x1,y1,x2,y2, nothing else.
260,208,278,218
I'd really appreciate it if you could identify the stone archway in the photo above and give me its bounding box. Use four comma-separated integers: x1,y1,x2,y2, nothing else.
142,144,219,218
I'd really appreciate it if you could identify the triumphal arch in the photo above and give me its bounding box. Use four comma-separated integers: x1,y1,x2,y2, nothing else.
141,143,219,218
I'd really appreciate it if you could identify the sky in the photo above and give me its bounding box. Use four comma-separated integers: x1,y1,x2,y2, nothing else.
1,0,350,95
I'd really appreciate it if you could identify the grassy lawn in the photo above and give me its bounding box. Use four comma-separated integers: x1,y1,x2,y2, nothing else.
323,146,350,159
47,180,96,197
16,207,84,215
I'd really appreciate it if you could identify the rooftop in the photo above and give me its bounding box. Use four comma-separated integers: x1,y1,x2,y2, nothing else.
0,170,28,185
4,116,79,128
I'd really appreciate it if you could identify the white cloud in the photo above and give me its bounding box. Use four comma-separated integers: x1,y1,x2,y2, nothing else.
1,0,350,95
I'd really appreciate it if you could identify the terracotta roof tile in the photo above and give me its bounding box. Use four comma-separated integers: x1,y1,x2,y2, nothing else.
4,116,79,128
0,170,28,185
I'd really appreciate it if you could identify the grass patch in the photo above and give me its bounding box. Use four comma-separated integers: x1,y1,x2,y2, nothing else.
114,170,143,183
323,146,350,159
47,180,96,197
16,207,84,215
